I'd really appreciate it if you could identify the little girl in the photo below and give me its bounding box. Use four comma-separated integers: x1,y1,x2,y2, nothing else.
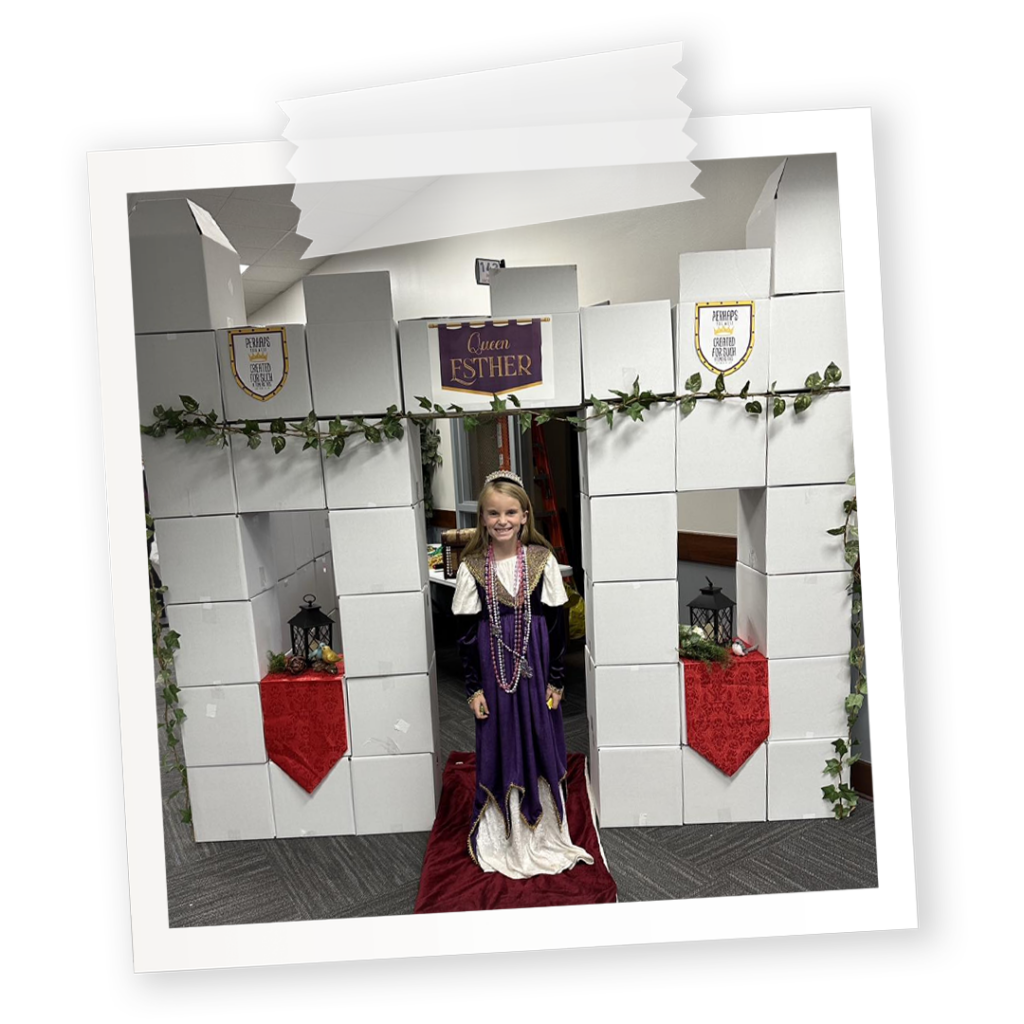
453,470,594,878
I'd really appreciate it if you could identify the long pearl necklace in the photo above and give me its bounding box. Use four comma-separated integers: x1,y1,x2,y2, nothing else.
484,541,532,694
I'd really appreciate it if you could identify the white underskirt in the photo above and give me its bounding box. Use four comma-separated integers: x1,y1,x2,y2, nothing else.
475,778,595,879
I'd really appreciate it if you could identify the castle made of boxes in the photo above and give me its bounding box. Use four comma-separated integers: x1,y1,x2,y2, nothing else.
133,154,855,843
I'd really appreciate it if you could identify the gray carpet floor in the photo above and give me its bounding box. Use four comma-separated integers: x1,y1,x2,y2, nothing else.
159,635,878,927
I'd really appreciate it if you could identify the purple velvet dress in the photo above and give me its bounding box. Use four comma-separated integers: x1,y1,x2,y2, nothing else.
457,545,570,867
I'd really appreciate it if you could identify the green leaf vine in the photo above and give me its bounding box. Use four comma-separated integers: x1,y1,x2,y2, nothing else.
141,364,846,458
821,472,866,819
147,513,191,826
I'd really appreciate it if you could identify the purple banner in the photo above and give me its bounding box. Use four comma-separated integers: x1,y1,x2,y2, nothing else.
437,319,543,395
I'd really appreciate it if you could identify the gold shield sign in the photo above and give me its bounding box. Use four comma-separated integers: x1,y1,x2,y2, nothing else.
228,327,289,401
694,301,755,378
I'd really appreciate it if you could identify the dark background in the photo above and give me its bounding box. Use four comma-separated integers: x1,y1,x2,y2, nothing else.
0,14,1011,1015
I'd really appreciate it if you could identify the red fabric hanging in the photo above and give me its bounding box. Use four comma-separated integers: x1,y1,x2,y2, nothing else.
683,651,769,776
260,663,348,793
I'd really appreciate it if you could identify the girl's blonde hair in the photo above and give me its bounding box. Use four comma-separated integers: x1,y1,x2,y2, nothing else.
462,478,554,559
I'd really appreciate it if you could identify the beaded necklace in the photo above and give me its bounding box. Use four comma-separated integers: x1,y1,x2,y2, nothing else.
484,541,533,693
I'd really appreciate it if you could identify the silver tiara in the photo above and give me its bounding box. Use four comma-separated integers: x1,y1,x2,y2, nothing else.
484,470,524,488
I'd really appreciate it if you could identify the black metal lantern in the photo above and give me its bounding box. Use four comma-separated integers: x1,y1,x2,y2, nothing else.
688,576,736,647
288,594,334,661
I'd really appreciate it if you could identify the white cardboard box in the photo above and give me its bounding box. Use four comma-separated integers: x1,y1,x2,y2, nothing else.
581,300,674,399
307,319,403,417
293,510,316,567
768,656,851,740
166,588,282,687
269,757,355,838
737,484,853,575
767,391,855,486
154,513,276,604
592,746,683,827
266,509,313,577
581,492,677,582
768,737,847,820
129,198,245,335
310,508,331,559
141,431,237,519
347,658,439,757
579,401,676,496
675,298,770,396
585,648,680,747
179,683,267,767
735,562,852,660
682,744,767,824
322,422,424,509
312,553,336,612
229,429,326,513
189,762,276,842
136,331,224,424
676,398,767,491
268,512,298,580
769,292,850,390
338,585,434,677
397,311,582,411
330,504,428,596
678,249,770,304
350,752,439,834
585,576,679,666
216,324,314,422
746,155,844,296
490,265,579,314
303,271,394,324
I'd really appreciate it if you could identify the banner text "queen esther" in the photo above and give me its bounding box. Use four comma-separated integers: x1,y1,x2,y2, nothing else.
437,319,543,395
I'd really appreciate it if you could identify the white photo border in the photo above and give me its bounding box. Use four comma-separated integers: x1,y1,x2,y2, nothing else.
89,108,916,973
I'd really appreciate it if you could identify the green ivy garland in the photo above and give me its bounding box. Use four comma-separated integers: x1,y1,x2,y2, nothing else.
821,473,866,818
146,514,191,826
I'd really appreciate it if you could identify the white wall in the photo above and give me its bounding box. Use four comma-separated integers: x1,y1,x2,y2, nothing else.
251,156,781,512
677,489,738,538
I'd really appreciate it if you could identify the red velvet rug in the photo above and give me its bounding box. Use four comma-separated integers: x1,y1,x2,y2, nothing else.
414,752,618,913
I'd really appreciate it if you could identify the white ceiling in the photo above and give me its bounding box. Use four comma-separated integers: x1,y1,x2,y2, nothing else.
127,184,329,317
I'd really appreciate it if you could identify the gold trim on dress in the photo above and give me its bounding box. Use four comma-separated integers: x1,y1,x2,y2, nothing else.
467,768,572,864
462,545,550,608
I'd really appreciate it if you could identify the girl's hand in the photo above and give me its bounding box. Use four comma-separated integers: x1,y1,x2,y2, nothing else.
470,693,489,719
545,685,562,711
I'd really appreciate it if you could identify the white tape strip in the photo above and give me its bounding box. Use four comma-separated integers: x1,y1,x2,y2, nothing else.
206,704,218,718
394,719,410,734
